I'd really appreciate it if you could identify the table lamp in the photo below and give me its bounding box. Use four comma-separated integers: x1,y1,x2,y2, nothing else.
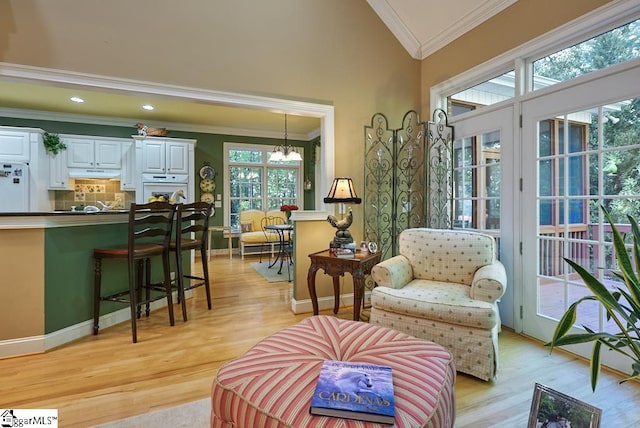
323,177,362,247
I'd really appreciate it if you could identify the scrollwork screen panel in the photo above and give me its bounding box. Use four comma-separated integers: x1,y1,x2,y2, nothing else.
426,109,454,229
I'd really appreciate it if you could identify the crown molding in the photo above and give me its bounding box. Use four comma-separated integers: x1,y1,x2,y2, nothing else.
419,0,518,59
366,0,422,59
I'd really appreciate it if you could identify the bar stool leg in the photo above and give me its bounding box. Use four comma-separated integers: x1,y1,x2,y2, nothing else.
175,246,188,322
128,257,139,344
93,258,102,335
163,249,176,327
200,245,212,310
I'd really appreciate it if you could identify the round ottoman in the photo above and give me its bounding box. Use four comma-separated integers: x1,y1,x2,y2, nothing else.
211,316,455,427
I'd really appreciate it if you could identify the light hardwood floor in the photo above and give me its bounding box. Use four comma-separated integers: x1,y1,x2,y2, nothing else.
2,255,639,427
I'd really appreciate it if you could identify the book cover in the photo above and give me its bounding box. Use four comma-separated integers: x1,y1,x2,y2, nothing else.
309,360,395,425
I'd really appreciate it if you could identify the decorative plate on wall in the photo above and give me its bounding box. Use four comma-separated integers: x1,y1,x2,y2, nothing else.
199,165,216,180
200,192,215,203
200,179,216,192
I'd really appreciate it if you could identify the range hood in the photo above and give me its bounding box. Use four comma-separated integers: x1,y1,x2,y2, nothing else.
68,168,121,179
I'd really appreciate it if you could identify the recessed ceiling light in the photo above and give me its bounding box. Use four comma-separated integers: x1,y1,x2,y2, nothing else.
142,104,155,111
70,96,84,103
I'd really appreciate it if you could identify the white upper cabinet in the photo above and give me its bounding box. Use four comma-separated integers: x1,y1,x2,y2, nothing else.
120,141,136,191
141,139,189,174
48,150,72,190
0,129,31,162
66,137,121,169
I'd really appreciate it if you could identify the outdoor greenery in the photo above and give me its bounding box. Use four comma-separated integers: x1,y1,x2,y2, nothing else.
547,206,640,391
534,18,640,224
43,132,66,155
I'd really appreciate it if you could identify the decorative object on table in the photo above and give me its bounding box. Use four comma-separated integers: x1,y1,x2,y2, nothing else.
359,241,369,254
279,204,298,223
367,241,378,253
335,248,355,259
170,189,186,204
547,206,640,391
269,114,302,162
527,383,601,428
135,122,169,137
43,132,67,155
309,360,395,425
324,177,362,247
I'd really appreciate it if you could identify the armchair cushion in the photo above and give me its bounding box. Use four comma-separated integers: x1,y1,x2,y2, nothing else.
371,280,498,330
471,262,507,303
370,255,413,289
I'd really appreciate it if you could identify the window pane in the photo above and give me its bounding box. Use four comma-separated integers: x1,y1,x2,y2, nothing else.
229,149,263,163
533,18,640,90
448,70,515,117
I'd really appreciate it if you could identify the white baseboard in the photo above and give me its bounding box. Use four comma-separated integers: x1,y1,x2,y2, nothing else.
291,293,354,314
0,290,186,358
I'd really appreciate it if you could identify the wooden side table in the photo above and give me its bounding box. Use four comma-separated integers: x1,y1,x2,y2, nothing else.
307,249,382,321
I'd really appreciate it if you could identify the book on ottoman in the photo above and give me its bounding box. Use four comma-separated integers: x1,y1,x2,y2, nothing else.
309,360,395,425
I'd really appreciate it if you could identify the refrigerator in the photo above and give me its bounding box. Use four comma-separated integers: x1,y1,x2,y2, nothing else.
0,162,29,212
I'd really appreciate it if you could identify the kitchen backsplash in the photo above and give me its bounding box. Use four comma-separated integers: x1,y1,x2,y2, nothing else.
54,179,135,210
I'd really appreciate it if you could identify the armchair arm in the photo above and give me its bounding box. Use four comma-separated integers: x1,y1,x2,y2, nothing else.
470,261,507,303
371,255,413,289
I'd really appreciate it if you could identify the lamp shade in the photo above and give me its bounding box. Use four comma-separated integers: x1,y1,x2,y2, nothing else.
324,177,362,204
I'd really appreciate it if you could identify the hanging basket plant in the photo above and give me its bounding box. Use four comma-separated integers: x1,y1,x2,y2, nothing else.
43,132,67,155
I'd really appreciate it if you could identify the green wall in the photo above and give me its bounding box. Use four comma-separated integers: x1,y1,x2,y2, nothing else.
44,222,190,334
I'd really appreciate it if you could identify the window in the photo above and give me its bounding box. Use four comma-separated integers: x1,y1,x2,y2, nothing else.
448,70,515,117
226,144,302,228
533,18,640,91
453,130,501,230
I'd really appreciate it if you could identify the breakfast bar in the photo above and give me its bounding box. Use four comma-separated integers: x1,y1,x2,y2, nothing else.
0,210,187,358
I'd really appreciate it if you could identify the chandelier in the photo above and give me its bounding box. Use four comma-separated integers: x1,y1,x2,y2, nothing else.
269,114,302,162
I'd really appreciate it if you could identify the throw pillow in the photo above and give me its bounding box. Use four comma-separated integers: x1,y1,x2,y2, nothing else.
241,222,253,233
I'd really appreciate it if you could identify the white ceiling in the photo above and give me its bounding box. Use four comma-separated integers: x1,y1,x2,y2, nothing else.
0,1,515,137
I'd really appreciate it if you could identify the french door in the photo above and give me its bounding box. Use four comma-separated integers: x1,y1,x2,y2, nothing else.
450,105,517,328
521,61,640,372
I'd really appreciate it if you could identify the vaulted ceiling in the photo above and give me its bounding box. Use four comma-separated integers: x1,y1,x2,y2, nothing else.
0,1,515,137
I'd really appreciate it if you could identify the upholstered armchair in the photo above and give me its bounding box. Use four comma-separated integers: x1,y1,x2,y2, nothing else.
370,228,506,381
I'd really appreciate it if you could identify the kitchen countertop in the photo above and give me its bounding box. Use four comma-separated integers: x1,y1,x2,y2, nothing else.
0,210,129,229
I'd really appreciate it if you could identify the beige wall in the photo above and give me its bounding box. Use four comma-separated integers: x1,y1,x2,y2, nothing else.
0,229,44,340
0,0,422,236
420,0,614,114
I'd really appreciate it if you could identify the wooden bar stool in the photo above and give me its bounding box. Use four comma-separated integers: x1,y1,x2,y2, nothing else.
93,201,177,343
172,202,214,321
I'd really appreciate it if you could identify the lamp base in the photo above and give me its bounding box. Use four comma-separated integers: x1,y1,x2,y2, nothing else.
330,230,354,248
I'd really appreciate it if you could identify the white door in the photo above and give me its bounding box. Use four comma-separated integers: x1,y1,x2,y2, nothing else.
521,62,640,373
450,105,517,328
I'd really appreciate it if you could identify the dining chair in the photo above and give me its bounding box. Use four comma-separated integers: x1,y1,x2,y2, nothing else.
93,201,177,343
259,215,284,264
171,201,214,321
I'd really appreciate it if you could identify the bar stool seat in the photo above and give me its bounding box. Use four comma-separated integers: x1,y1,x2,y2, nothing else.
172,202,214,322
93,201,177,343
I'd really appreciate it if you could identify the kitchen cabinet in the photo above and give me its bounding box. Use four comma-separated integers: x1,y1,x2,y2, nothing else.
65,137,121,169
120,141,137,191
141,138,190,174
48,150,72,190
0,128,31,162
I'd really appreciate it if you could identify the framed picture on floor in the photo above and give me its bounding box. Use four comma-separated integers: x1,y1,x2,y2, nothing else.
527,383,601,428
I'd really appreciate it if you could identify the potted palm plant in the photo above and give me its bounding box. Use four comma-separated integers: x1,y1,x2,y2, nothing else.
547,206,640,391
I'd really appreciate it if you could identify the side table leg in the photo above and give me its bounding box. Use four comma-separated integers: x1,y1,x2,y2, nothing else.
352,272,364,321
307,265,320,315
332,276,340,314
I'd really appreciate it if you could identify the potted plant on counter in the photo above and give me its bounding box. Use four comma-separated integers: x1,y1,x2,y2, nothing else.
546,206,640,391
43,132,66,155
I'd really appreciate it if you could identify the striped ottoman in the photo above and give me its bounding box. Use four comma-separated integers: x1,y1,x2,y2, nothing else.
211,316,456,427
